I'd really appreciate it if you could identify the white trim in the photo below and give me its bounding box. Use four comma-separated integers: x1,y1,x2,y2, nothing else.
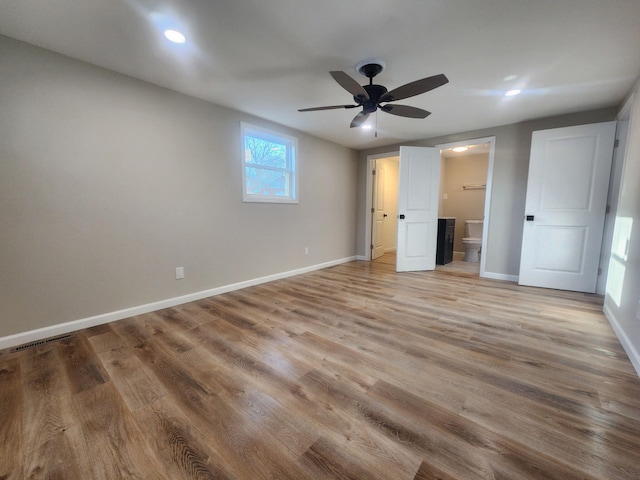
604,304,640,379
0,256,356,350
482,271,519,283
436,137,496,280
355,255,368,261
598,112,632,294
240,121,299,204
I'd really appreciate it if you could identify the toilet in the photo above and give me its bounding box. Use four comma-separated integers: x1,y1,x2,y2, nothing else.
462,220,483,262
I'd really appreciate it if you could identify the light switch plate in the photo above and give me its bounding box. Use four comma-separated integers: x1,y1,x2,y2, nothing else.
175,266,184,280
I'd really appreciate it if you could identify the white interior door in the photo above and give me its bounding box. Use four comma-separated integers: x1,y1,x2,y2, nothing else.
396,146,441,272
519,121,616,292
371,162,385,260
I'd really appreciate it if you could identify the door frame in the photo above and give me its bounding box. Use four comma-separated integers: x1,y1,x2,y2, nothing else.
599,97,633,295
364,137,495,277
435,136,496,278
365,151,399,260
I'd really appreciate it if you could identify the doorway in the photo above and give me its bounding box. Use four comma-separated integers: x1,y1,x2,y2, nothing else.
439,143,491,264
365,151,399,264
371,156,400,262
364,137,495,278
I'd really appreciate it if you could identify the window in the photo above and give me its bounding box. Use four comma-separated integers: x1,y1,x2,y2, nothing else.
241,122,298,203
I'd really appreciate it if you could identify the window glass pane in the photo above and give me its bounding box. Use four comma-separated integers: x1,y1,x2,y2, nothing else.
244,135,287,169
245,167,290,196
241,122,297,203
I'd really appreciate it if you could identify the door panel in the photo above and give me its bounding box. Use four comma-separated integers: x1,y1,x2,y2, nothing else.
533,226,587,272
405,222,430,257
540,136,597,210
519,121,616,292
407,159,432,210
396,146,441,272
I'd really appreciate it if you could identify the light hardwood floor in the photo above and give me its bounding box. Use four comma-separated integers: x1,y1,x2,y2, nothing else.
2,260,640,479
375,251,481,276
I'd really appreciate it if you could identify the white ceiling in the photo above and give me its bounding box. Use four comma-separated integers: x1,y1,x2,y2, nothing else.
1,0,639,150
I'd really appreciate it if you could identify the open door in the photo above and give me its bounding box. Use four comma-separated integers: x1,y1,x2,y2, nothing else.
396,146,441,272
371,161,385,260
519,121,616,292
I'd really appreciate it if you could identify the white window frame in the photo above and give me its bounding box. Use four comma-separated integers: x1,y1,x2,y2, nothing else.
241,122,298,204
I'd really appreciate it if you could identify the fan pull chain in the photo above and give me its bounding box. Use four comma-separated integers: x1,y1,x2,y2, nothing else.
375,110,378,138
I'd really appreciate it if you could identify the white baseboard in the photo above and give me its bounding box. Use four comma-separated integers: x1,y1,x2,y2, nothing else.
603,304,640,379
0,256,357,351
355,255,368,261
481,271,519,283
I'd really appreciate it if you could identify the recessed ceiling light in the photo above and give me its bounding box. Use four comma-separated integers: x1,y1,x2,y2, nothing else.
362,124,372,130
503,74,518,82
505,89,521,97
164,29,186,44
452,146,469,153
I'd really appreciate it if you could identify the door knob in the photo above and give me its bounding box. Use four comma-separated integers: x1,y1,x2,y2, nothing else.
399,214,405,219
526,215,534,221
383,214,388,218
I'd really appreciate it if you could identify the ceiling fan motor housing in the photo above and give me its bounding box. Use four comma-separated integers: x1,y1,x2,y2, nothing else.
357,84,388,113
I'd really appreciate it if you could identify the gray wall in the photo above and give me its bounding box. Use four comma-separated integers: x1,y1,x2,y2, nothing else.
0,36,359,338
604,78,640,375
357,108,617,278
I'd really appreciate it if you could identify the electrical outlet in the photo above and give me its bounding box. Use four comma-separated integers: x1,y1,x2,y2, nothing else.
175,266,184,280
442,193,448,200
304,246,309,255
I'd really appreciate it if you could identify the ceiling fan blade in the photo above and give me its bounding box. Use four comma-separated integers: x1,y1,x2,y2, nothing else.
330,71,369,101
381,104,431,119
350,111,370,128
298,105,358,112
380,73,449,103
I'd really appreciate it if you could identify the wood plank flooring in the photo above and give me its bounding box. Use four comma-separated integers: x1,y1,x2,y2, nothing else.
2,260,640,479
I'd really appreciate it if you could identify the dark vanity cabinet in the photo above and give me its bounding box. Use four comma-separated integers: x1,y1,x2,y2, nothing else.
436,217,455,265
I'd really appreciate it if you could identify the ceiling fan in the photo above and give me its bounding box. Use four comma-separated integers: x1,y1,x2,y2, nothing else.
298,60,449,128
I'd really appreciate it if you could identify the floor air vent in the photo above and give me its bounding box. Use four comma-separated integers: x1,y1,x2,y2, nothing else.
11,334,74,352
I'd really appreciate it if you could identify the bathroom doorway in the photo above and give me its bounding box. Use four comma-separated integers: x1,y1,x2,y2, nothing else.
365,137,495,278
439,143,490,261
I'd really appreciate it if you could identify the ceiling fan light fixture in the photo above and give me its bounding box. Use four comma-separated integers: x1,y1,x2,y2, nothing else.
452,146,469,153
505,89,521,97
